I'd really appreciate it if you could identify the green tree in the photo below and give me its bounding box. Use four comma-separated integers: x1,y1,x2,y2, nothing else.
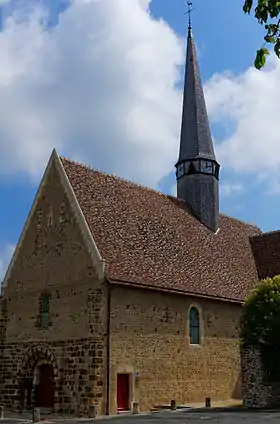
243,0,280,69
240,275,280,347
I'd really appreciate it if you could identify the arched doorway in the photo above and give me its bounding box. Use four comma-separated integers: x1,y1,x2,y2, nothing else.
18,346,58,411
34,363,55,408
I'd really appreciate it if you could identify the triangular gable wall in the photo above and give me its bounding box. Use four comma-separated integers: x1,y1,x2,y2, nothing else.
2,149,105,293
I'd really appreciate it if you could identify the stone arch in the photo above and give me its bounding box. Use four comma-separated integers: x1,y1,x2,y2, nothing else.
18,345,59,411
21,345,58,379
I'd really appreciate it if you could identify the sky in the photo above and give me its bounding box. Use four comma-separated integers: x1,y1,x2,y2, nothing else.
0,0,280,280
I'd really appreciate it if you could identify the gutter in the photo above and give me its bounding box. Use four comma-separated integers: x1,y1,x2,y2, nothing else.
109,277,244,305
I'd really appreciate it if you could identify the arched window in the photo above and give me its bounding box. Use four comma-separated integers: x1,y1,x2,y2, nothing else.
189,306,200,344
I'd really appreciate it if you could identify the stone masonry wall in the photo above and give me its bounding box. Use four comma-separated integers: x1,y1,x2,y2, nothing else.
1,286,108,416
3,159,103,342
0,296,7,400
109,285,242,414
0,295,6,342
241,346,280,409
1,337,106,416
0,159,108,417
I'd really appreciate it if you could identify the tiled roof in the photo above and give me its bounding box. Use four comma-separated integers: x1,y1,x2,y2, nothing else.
251,231,280,280
61,157,261,302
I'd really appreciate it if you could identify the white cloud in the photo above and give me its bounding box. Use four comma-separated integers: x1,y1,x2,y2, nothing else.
0,243,15,282
204,54,280,191
220,182,244,197
0,0,183,187
138,0,151,9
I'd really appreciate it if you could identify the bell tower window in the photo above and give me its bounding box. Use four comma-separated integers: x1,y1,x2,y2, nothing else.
177,163,184,179
175,25,220,233
200,161,213,174
176,159,220,180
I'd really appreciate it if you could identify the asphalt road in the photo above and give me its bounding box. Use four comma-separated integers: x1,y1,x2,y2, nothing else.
3,410,280,424
97,411,280,423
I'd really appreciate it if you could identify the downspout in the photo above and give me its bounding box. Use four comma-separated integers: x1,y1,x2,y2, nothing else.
105,279,111,416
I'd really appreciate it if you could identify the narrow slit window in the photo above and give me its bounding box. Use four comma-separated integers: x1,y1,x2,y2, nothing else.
41,293,50,328
37,209,43,230
59,202,67,223
47,206,53,227
189,306,200,344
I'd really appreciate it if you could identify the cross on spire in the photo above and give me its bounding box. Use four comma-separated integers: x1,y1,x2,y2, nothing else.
185,1,194,33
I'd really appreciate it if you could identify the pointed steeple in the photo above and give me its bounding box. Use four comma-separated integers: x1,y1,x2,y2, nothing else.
178,26,216,162
176,25,220,232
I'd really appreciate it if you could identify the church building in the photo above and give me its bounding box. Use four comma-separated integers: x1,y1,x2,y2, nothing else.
0,23,277,417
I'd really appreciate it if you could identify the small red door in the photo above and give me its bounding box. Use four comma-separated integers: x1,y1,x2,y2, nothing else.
37,364,54,408
117,374,130,411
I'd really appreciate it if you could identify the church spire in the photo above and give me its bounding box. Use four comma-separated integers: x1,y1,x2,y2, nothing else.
175,22,220,233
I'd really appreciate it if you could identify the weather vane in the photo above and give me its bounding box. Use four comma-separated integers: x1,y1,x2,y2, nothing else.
184,1,195,30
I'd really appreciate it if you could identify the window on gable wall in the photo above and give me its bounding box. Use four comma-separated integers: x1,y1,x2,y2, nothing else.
189,306,200,344
47,206,53,227
37,209,43,230
59,202,67,223
40,292,51,328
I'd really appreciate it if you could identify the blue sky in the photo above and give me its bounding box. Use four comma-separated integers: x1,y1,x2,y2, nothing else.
0,0,280,277
153,0,280,231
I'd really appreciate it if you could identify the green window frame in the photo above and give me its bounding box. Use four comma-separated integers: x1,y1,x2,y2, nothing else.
189,306,200,345
40,292,51,328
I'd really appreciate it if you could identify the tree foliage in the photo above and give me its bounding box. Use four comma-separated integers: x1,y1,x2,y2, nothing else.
240,275,280,347
243,0,280,69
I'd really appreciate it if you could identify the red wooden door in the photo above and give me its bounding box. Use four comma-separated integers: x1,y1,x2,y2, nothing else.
117,374,130,411
38,364,54,408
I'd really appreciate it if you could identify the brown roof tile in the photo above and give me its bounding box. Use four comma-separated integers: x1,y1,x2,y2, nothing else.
251,231,280,280
61,157,261,302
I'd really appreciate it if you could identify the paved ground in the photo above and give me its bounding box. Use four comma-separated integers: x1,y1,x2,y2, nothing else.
96,411,280,423
3,410,280,424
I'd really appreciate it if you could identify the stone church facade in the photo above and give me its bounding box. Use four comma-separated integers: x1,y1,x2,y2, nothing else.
0,25,277,417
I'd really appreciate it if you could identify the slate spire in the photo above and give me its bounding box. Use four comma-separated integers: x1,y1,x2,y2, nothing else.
176,24,220,233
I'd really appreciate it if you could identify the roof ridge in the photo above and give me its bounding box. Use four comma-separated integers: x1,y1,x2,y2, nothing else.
251,228,280,237
60,156,175,199
61,156,262,232
219,212,261,232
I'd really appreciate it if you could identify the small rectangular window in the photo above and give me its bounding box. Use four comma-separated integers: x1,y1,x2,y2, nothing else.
38,292,51,328
59,202,67,223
